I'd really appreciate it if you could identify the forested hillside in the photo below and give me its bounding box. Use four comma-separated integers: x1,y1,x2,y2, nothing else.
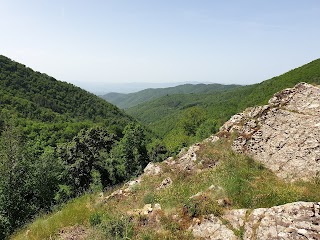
0,55,131,123
0,55,159,238
126,58,320,152
101,83,240,109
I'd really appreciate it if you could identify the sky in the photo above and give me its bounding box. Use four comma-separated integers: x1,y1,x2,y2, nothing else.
1,0,320,93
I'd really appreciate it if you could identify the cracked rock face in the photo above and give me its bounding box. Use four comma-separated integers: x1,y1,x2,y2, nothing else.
192,202,320,240
220,83,320,181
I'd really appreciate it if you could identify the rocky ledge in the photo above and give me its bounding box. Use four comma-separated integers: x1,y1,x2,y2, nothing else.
220,82,320,181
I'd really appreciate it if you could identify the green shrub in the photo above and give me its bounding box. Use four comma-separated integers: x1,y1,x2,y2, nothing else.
0,214,10,240
143,192,157,204
101,215,133,240
89,212,102,226
184,194,223,218
54,184,73,204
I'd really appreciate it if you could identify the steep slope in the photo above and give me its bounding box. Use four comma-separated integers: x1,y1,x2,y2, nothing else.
101,83,241,109
12,83,320,240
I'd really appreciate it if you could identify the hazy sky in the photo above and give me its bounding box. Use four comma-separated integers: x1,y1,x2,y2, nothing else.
1,0,320,92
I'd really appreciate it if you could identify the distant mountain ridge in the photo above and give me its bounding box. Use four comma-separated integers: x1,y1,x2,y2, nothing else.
101,83,241,109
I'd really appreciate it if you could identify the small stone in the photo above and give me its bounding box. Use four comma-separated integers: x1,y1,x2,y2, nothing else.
154,203,161,211
157,177,173,190
192,218,201,225
297,228,308,235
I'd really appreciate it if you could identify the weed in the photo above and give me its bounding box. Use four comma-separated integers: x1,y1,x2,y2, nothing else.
100,215,133,240
89,212,102,226
184,194,223,218
143,192,157,204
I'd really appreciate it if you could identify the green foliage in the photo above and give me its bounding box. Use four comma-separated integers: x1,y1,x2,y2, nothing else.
163,128,191,153
184,194,223,218
121,123,149,176
196,119,218,140
147,139,169,163
11,194,93,240
143,192,157,204
0,55,132,124
179,106,207,136
216,152,293,208
59,127,116,195
0,214,10,240
54,185,73,205
89,212,103,226
0,124,35,233
0,55,139,237
89,170,103,193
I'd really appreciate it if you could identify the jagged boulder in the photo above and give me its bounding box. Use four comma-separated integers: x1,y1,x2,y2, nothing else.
220,82,320,181
144,162,162,176
163,143,202,171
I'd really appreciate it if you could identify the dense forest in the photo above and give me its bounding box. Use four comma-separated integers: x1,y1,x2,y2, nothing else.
0,55,166,238
126,58,320,152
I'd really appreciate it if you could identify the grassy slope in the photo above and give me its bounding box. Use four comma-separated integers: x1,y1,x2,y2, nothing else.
11,139,320,240
101,83,241,109
126,59,320,137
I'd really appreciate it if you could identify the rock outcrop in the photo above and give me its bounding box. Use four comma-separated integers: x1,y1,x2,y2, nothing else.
191,83,320,239
192,201,320,240
220,82,320,181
